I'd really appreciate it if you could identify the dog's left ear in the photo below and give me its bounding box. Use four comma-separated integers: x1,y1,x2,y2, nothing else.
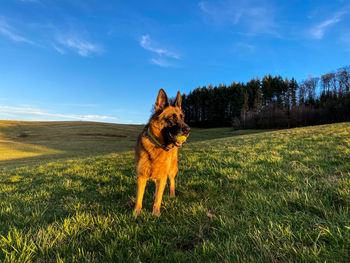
173,91,182,109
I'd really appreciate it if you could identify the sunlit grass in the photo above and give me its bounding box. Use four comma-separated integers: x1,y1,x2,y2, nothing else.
0,122,349,262
0,140,61,161
0,121,143,167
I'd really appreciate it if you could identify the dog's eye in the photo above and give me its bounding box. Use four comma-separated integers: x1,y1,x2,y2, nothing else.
166,116,173,123
180,114,184,120
167,114,178,123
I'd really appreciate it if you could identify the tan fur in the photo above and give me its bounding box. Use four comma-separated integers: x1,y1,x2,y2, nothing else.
134,91,188,216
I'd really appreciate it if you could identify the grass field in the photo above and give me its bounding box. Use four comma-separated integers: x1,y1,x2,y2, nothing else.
0,121,143,168
0,121,349,262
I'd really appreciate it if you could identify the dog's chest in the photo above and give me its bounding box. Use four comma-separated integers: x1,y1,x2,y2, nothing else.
149,151,176,179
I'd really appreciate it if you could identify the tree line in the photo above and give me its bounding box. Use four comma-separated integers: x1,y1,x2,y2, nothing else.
180,66,350,129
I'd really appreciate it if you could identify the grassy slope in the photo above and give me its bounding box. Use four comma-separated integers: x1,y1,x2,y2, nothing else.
0,121,143,167
0,121,264,167
0,122,349,262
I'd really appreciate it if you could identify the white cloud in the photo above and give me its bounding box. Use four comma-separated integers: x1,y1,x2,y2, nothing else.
340,31,350,51
199,1,242,24
309,10,347,39
150,58,172,67
0,17,101,56
140,35,180,59
139,34,180,67
55,103,98,107
198,0,277,35
0,105,117,122
0,19,34,44
56,36,102,57
233,42,256,53
19,0,40,3
52,44,66,55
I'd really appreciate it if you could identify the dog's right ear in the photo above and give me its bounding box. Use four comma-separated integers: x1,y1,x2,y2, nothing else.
173,91,182,109
154,89,169,111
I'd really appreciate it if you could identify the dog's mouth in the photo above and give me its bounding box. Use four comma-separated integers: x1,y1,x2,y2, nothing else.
163,126,190,148
167,132,188,147
167,132,178,146
174,141,183,147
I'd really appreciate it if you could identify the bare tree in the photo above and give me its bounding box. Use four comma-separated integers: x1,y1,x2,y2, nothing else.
321,73,334,94
304,76,319,101
337,67,350,95
241,92,249,128
298,81,306,104
330,73,337,96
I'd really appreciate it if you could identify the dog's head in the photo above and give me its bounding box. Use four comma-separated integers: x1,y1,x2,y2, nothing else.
151,89,190,147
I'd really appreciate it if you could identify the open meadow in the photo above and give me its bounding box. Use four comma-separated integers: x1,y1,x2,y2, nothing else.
0,121,349,262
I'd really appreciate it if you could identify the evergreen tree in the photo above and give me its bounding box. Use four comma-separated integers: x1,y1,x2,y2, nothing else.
289,78,298,108
180,65,350,129
241,92,249,128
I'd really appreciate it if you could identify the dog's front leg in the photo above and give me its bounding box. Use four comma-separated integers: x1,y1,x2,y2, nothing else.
134,177,147,216
153,178,167,216
169,158,178,198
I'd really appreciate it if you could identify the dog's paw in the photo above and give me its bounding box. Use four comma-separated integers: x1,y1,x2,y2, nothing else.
133,209,142,217
152,207,160,217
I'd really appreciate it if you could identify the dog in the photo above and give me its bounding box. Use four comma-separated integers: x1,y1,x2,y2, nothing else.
134,89,190,216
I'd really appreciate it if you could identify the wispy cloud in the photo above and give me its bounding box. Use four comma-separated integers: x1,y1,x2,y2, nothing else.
198,0,277,36
0,15,102,57
18,0,40,3
52,44,66,54
55,103,98,107
0,18,34,44
340,31,350,51
139,34,180,67
0,105,117,122
308,10,347,39
140,35,179,59
150,58,172,67
55,36,102,57
199,1,242,24
233,42,256,54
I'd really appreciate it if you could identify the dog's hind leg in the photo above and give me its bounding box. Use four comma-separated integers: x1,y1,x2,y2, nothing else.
134,177,147,216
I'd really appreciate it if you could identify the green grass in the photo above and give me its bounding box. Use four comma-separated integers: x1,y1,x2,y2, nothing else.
0,121,349,262
0,121,143,168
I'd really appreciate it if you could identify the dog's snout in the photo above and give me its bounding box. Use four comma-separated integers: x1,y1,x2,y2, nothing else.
182,126,191,134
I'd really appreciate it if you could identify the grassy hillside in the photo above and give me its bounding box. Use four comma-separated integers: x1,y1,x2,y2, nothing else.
0,122,349,262
0,121,264,167
0,121,143,167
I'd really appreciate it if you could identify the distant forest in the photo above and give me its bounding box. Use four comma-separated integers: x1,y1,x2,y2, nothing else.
180,66,350,129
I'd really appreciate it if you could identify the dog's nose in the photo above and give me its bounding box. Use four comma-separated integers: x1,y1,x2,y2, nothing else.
182,126,191,134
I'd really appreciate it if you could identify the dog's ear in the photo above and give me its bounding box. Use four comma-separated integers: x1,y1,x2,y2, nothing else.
173,91,182,109
155,89,169,111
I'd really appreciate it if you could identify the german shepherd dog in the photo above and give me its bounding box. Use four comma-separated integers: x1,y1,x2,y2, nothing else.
134,89,190,216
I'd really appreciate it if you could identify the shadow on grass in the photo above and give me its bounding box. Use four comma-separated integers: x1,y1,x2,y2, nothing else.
0,121,142,168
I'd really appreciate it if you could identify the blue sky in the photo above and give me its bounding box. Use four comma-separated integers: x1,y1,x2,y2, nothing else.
1,0,350,124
